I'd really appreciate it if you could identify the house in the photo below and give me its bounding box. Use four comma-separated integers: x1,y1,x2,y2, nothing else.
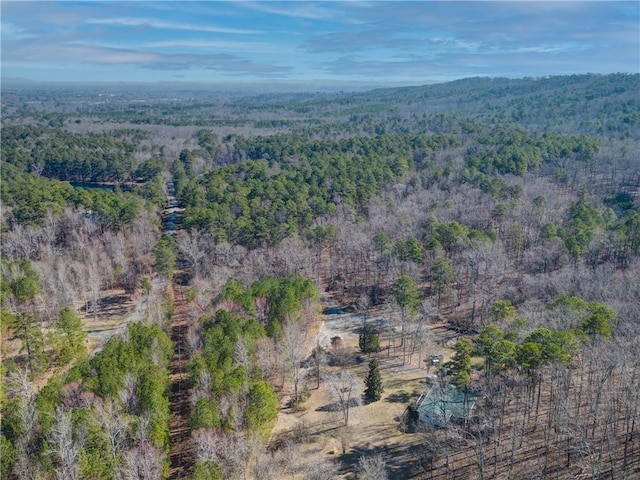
416,384,477,427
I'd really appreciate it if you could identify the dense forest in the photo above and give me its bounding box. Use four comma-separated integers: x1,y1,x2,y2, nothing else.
1,73,639,479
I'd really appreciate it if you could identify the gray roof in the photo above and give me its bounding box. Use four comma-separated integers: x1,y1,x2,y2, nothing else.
417,384,477,426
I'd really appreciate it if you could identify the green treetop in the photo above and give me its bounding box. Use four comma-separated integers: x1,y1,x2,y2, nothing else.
364,359,384,402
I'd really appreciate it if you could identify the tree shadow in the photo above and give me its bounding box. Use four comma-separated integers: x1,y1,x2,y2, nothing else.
316,401,341,413
323,305,346,315
334,443,423,478
82,293,131,319
173,270,191,286
335,445,370,475
316,397,360,413
384,391,411,403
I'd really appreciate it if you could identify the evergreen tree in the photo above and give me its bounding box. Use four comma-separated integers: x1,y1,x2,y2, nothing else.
359,324,380,353
444,339,473,389
364,359,384,403
191,461,222,480
490,300,517,322
581,302,615,339
54,306,87,365
430,257,454,308
13,313,47,374
153,234,177,278
244,380,279,434
390,275,421,315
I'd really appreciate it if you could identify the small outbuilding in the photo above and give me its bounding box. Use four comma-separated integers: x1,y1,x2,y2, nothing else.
425,373,438,385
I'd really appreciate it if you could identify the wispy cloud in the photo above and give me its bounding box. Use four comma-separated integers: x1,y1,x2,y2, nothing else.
86,17,260,35
1,1,637,84
3,40,289,75
204,60,292,75
0,22,36,40
510,44,586,55
146,39,284,54
305,28,421,53
240,1,338,21
142,62,192,71
4,42,157,64
316,54,479,81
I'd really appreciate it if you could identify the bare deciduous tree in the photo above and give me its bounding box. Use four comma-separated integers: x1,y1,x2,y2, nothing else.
252,448,283,480
95,398,128,461
358,453,388,480
326,371,362,426
191,428,219,464
304,458,339,480
176,230,208,277
8,370,41,480
119,371,139,414
49,407,82,480
282,320,304,404
119,440,165,480
310,341,326,390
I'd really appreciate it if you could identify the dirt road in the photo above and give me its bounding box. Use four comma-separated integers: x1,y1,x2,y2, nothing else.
168,282,194,479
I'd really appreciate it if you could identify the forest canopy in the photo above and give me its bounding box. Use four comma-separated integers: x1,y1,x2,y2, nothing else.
1,73,639,480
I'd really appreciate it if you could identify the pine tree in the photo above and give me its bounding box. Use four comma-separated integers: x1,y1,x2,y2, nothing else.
54,306,87,365
445,339,473,388
364,359,384,403
359,324,380,353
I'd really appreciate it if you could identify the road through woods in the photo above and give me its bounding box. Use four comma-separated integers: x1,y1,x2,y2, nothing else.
163,183,194,479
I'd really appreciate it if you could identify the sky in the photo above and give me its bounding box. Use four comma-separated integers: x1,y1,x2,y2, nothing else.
2,1,639,87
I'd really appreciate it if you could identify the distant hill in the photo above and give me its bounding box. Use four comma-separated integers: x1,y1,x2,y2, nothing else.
2,73,638,138
346,73,640,137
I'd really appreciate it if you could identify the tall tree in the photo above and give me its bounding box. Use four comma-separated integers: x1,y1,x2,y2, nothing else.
490,300,517,322
581,302,615,339
327,371,362,426
445,339,473,389
390,274,420,363
49,407,82,480
359,324,380,354
244,381,279,434
153,234,177,278
431,256,454,309
364,359,384,403
310,342,326,390
54,307,87,365
282,320,304,404
12,313,47,374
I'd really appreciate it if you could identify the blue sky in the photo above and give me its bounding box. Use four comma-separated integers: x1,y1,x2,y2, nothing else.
2,1,638,86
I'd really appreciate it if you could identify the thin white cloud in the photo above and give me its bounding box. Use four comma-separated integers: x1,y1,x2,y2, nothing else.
0,22,36,40
3,40,290,75
512,44,586,54
86,17,260,35
241,1,338,21
146,40,285,54
7,43,158,64
427,37,481,51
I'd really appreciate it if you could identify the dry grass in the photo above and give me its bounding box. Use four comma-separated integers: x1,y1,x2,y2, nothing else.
269,294,455,478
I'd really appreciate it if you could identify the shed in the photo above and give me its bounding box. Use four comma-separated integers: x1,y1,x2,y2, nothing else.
425,374,438,385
